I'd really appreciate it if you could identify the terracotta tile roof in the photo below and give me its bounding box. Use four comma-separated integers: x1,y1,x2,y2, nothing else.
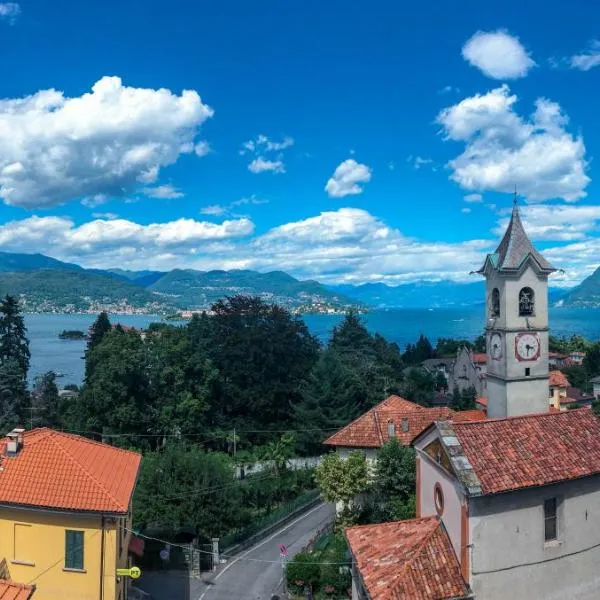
476,396,488,408
451,409,487,422
0,428,141,514
471,353,487,364
0,580,35,600
345,517,470,600
559,396,579,405
324,396,487,448
549,370,570,388
451,408,600,495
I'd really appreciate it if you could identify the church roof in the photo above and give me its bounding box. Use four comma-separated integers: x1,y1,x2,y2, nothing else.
477,201,555,274
323,395,485,448
345,517,471,600
428,408,600,496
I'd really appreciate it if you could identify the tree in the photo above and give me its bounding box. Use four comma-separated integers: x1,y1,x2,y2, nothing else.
473,334,486,353
209,296,319,439
373,439,415,501
583,342,600,379
402,334,434,365
85,312,111,381
563,365,588,392
315,451,369,514
260,433,296,475
31,371,60,428
0,359,28,433
400,368,435,406
0,295,30,379
449,385,477,411
434,371,448,392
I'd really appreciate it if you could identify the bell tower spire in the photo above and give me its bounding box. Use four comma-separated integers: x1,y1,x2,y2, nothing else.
477,194,557,418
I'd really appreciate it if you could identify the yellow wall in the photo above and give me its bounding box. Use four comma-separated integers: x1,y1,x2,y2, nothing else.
0,506,132,600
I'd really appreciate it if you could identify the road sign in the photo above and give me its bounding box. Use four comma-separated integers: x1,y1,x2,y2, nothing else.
116,566,142,579
278,543,288,556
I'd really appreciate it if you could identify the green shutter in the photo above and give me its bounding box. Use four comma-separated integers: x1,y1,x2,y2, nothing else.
65,530,84,570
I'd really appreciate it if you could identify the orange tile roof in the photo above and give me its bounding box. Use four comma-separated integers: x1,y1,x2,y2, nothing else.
345,517,470,600
451,408,600,495
0,428,141,514
549,370,570,388
451,409,487,422
476,396,488,407
0,580,35,600
324,396,486,448
471,352,487,364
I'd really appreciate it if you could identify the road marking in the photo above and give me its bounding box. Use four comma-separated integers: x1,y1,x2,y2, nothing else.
198,502,326,600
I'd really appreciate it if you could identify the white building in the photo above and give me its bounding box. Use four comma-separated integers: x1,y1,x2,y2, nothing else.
347,200,600,600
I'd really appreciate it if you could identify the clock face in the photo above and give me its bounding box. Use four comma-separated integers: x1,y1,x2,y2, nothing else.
515,333,541,362
490,333,502,360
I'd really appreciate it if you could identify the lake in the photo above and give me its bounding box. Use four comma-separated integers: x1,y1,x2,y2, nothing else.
25,308,600,386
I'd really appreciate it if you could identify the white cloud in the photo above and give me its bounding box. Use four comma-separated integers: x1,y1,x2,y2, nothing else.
194,141,211,157
0,76,213,208
143,184,184,199
409,156,435,170
436,85,589,202
439,85,460,95
461,207,472,214
494,204,600,242
92,212,118,220
462,30,536,79
0,215,253,269
200,204,227,216
325,159,372,198
0,2,19,23
241,134,293,174
570,40,600,71
248,157,285,174
464,193,483,203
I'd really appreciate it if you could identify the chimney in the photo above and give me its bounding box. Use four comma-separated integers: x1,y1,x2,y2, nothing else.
5,428,25,457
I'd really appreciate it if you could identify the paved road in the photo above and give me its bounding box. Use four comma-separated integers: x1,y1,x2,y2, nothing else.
136,502,335,600
201,502,334,600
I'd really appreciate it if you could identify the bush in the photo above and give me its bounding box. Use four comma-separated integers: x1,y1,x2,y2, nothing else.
286,553,320,595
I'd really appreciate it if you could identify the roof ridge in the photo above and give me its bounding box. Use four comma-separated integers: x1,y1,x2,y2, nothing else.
47,432,127,512
454,406,589,427
347,516,437,533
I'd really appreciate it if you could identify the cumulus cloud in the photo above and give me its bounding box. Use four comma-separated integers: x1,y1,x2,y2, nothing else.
494,204,600,242
325,159,372,198
92,212,118,220
200,204,227,216
408,156,436,170
462,30,536,79
0,2,20,23
200,195,269,218
248,157,285,174
464,193,483,203
436,85,590,202
461,207,472,214
194,141,211,157
241,134,293,174
0,215,253,269
142,184,184,199
0,76,213,208
570,40,600,71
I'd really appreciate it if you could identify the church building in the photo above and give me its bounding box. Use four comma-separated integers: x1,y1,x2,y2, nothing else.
346,201,600,600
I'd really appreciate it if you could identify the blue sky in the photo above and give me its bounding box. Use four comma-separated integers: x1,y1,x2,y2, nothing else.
0,0,598,286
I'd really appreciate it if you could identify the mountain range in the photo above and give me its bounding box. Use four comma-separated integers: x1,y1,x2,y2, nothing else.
0,251,595,312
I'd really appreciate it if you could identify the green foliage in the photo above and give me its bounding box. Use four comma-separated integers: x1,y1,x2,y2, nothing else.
315,451,369,509
562,365,588,392
549,334,591,354
31,371,61,428
400,368,435,406
286,553,321,594
58,330,86,340
583,343,600,379
0,295,30,379
449,385,477,411
402,334,434,365
373,439,416,500
0,359,28,433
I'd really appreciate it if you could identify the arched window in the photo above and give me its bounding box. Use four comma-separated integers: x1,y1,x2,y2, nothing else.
519,287,535,316
491,288,500,317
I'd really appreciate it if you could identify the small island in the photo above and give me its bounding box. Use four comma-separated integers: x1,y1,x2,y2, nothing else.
58,329,87,341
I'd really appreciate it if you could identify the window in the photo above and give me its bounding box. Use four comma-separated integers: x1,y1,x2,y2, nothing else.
434,483,444,516
525,368,531,377
491,288,500,317
544,498,558,542
387,420,395,439
519,287,535,316
401,418,409,433
65,530,84,570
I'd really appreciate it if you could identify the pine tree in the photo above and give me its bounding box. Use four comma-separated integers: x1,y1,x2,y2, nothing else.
0,295,30,379
85,312,111,381
31,371,60,428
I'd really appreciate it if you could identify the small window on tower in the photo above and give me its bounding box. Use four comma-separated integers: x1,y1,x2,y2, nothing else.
525,368,531,377
519,287,535,316
491,288,500,317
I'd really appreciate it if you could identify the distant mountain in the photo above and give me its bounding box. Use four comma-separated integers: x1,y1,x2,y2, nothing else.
0,252,82,272
0,269,168,313
333,280,570,309
557,267,600,308
148,269,355,310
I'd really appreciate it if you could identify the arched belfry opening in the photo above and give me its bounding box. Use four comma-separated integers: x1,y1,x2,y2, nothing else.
518,287,535,317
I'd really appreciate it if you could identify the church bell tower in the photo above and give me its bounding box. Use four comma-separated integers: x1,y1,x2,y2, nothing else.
477,197,557,418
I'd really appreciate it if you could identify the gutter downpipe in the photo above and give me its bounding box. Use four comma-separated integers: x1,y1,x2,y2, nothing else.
100,515,105,600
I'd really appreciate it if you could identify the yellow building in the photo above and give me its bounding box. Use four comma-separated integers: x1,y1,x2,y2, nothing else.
0,428,141,600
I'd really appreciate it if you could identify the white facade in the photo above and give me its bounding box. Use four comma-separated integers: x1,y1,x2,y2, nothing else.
485,264,550,417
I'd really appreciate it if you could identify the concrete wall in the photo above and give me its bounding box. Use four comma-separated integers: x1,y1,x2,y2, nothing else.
417,447,465,560
469,475,600,600
0,506,130,600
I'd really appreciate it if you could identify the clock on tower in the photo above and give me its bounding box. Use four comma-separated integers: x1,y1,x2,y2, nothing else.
476,197,557,418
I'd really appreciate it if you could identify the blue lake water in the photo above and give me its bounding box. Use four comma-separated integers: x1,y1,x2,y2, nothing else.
25,308,600,386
